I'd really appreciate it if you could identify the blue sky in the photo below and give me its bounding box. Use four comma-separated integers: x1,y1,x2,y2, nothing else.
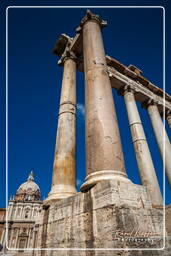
0,0,171,207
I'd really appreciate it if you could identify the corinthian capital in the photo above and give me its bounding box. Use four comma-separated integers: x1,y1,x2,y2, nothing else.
76,10,107,33
58,48,77,66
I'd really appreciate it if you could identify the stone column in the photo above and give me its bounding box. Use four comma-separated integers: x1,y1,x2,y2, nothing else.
147,103,171,187
80,10,131,191
2,226,7,249
9,227,14,248
14,229,19,248
123,86,162,205
166,111,171,130
0,228,5,244
7,202,14,220
32,229,36,249
21,204,25,219
27,228,32,248
46,50,77,202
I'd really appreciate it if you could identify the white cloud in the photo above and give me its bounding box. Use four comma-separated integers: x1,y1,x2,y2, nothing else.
76,179,82,187
77,103,85,117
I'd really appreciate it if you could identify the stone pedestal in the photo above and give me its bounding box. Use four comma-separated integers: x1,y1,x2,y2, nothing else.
36,181,165,256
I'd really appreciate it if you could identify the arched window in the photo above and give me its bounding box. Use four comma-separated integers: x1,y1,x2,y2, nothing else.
34,208,38,217
25,208,30,218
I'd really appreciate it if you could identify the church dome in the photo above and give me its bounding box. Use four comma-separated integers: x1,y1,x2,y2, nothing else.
15,171,41,202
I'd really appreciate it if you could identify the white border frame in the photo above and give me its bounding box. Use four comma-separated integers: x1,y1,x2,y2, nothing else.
5,5,166,252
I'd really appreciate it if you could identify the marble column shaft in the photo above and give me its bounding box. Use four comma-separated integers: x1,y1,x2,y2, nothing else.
47,56,77,201
147,104,171,187
81,12,130,191
124,88,162,205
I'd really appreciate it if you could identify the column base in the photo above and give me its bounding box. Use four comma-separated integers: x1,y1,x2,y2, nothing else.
44,184,77,205
80,170,132,192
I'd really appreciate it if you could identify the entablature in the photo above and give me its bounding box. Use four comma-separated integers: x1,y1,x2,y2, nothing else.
53,33,171,114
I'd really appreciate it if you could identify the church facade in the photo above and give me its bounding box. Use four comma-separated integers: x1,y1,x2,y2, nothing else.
0,172,43,254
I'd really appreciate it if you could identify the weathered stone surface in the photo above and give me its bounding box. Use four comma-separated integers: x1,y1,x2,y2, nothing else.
46,56,77,201
33,181,167,256
147,104,171,187
123,88,162,206
80,11,130,192
1,10,171,256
